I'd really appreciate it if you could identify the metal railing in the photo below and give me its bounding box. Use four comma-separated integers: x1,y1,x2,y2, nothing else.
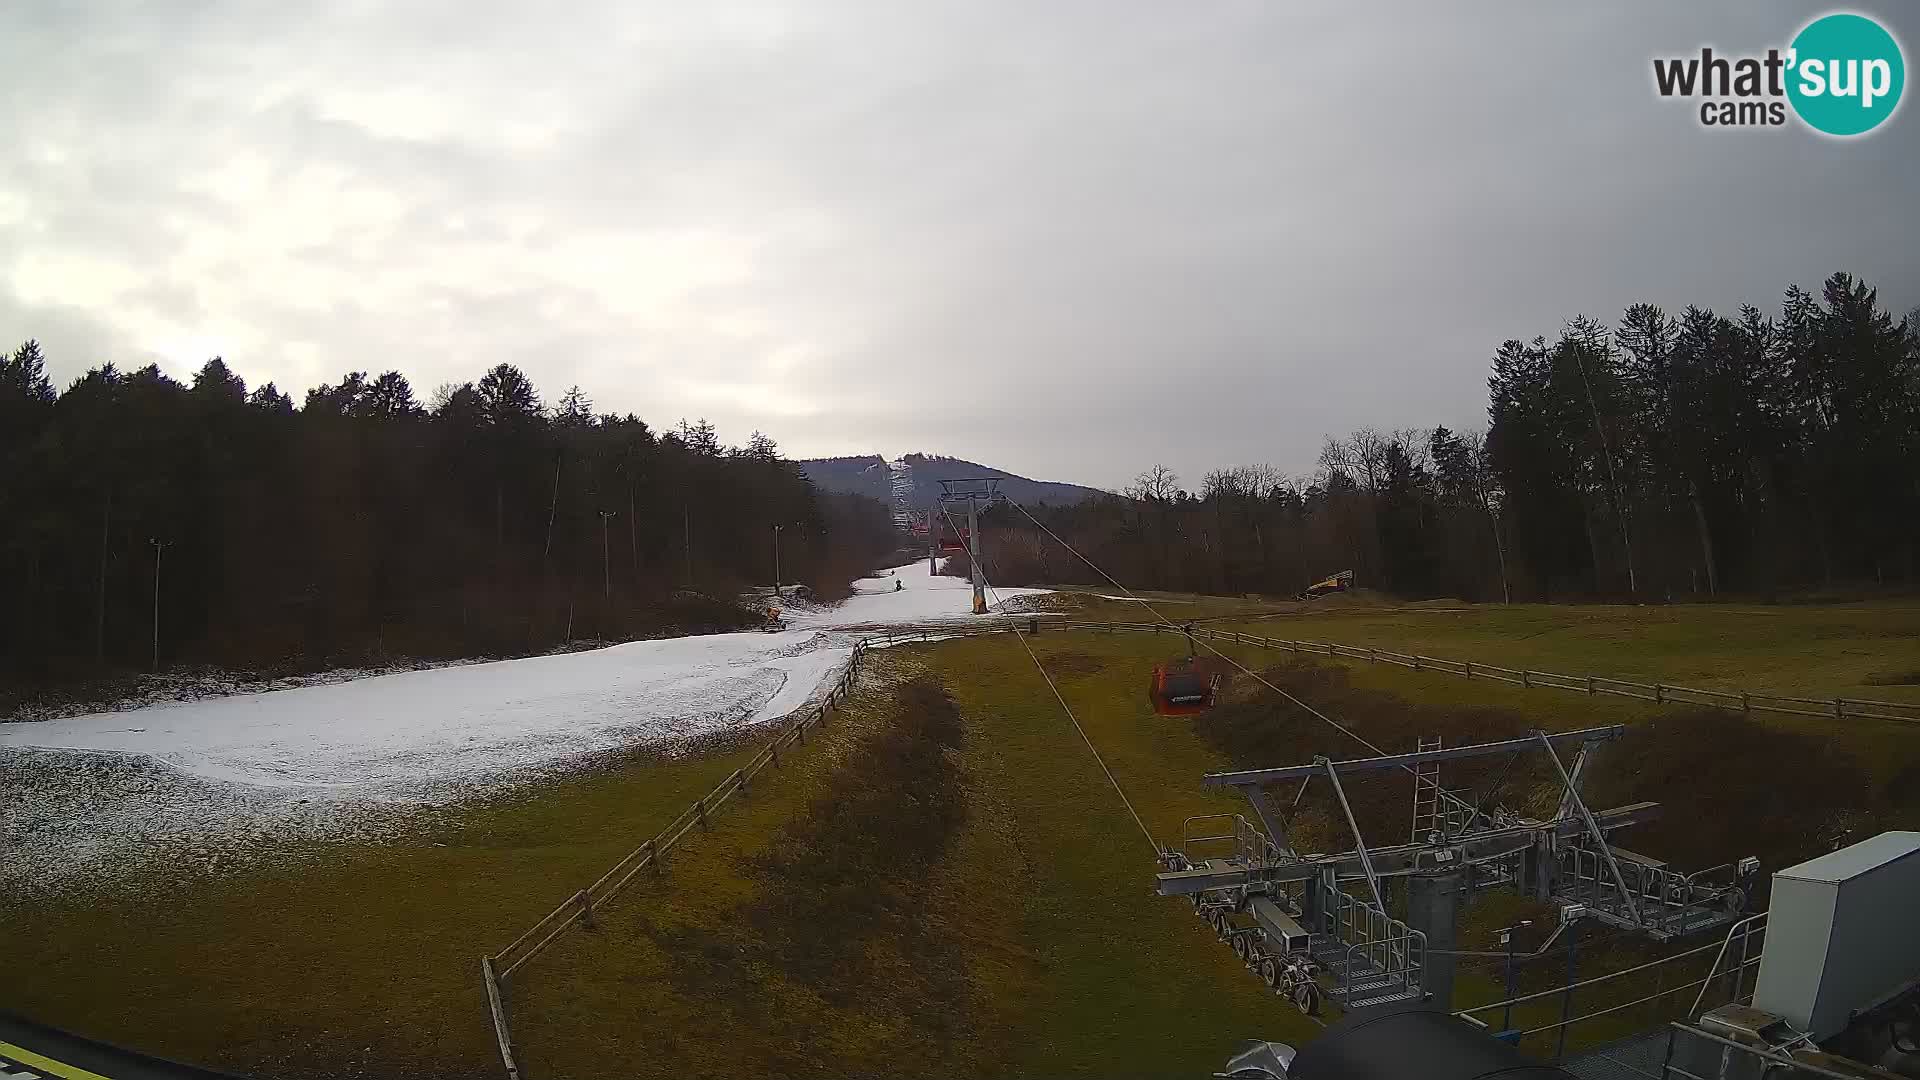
1457,914,1768,1061
1319,878,1425,1001
1556,845,1750,938
1654,1021,1850,1080
1688,913,1768,1019
1179,812,1290,868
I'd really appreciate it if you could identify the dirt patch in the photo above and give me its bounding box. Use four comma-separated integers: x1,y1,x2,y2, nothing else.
1039,651,1108,678
1865,669,1920,686
650,676,979,1077
1583,710,1878,873
1883,760,1920,812
997,592,1079,615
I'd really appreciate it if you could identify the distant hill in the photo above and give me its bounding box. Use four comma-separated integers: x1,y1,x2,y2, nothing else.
798,453,1107,509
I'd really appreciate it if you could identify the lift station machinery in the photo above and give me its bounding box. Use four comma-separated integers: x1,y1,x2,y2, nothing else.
1156,726,1761,1013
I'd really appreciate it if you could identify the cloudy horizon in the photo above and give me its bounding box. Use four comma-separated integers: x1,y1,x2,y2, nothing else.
4,2,1916,489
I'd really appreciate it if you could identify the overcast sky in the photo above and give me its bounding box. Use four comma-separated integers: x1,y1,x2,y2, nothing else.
4,3,1916,490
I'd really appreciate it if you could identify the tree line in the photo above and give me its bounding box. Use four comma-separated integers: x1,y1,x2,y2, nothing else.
0,352,896,690
962,272,1919,603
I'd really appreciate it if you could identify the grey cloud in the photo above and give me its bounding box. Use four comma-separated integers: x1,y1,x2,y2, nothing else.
1,1,1915,488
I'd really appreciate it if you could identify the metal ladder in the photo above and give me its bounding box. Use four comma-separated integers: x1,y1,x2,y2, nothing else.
1410,735,1445,842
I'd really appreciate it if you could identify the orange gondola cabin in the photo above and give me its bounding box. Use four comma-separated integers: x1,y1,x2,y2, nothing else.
1148,659,1221,716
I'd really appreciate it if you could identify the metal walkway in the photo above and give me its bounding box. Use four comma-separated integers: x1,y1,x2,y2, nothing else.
1551,844,1753,941
1561,1030,1672,1080
1309,932,1424,1008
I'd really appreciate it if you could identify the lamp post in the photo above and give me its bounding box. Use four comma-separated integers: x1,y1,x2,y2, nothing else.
148,538,168,673
599,511,617,599
772,523,784,598
1498,919,1533,1034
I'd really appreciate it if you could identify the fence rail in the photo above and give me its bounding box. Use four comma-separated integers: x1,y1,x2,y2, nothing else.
1175,625,1920,728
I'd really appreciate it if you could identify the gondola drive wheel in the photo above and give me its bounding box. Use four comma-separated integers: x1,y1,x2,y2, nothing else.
1260,957,1280,988
1232,932,1250,961
1293,980,1321,1016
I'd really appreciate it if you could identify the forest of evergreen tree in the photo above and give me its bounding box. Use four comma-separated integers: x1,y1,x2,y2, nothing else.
5,271,1914,693
963,273,1920,604
0,354,897,690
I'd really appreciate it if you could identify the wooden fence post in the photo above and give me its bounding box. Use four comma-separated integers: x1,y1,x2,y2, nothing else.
646,839,661,876
482,957,522,1080
1741,692,1750,716
1465,661,1473,679
1587,676,1595,696
1522,670,1531,688
575,889,596,930
1654,684,1664,704
1835,698,1844,720
695,796,709,830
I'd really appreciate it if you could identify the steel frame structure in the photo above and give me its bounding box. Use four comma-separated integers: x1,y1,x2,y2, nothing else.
1157,726,1759,1012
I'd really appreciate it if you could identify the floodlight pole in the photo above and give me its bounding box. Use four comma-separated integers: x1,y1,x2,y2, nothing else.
599,511,617,599
149,538,167,672
772,523,783,598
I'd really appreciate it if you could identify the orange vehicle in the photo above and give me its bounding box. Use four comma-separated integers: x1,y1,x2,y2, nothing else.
1299,569,1355,600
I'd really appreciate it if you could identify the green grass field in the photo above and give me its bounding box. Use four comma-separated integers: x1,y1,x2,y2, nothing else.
8,597,1920,1077
1,728,823,1080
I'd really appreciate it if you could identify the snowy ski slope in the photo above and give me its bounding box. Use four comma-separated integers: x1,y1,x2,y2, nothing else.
0,561,1044,890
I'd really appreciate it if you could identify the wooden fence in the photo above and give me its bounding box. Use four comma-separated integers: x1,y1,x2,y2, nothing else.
1186,629,1920,726
482,640,875,1080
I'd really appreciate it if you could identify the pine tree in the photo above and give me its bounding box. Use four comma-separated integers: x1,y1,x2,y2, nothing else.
555,386,595,428
365,371,424,418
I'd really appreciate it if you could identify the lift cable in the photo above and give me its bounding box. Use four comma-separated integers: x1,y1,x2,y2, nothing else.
1006,498,1396,758
938,504,1161,857
1006,497,1484,822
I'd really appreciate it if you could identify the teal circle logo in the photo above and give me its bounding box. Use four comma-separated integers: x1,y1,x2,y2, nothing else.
1787,13,1905,136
